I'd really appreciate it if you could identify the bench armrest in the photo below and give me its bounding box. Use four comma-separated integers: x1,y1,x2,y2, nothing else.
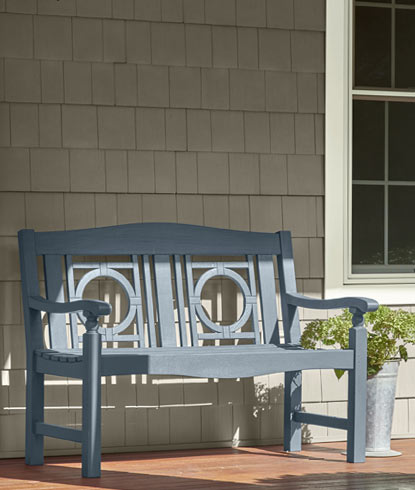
28,295,112,318
286,292,378,314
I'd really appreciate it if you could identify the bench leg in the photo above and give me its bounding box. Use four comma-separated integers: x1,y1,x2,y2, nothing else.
284,370,302,452
25,369,44,465
82,331,102,478
347,323,367,463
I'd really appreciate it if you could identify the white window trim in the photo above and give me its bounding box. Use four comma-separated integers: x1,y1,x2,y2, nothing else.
325,0,415,305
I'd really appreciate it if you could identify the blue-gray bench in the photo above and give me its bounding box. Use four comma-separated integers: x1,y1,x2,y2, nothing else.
18,223,378,477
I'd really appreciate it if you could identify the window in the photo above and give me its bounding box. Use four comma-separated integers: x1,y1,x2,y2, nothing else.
352,1,415,274
325,0,415,303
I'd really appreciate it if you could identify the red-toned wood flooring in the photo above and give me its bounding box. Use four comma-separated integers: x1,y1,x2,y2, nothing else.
0,440,414,489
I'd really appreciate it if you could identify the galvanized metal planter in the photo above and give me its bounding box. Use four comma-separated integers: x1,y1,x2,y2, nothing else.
366,361,401,457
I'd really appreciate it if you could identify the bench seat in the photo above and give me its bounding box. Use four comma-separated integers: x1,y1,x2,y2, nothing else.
35,345,354,378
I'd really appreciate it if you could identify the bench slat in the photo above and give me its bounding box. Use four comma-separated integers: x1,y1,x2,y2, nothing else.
174,255,188,347
143,255,157,347
154,255,177,347
44,255,68,349
65,255,80,349
184,255,199,346
35,223,281,256
257,255,279,344
277,232,301,344
247,255,261,344
132,255,145,347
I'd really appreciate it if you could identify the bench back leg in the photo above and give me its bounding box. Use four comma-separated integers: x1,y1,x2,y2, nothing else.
284,370,302,452
82,330,102,478
25,369,44,465
347,315,367,463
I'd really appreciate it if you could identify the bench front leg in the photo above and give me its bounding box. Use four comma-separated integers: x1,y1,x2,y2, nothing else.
347,310,367,463
284,370,302,452
82,314,102,478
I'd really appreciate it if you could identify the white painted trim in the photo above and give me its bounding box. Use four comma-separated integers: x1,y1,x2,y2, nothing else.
353,89,415,98
324,0,415,305
325,0,350,297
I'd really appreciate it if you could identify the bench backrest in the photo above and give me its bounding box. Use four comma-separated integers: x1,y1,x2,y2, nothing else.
18,223,300,352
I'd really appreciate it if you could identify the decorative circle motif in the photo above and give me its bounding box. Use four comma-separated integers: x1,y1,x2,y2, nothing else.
193,267,253,333
74,268,136,335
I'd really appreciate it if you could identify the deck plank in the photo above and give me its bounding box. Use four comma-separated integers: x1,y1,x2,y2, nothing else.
0,440,414,489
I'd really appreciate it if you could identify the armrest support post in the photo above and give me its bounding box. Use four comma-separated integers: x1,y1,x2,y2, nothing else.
350,308,365,329
347,309,367,462
84,312,100,332
82,312,102,477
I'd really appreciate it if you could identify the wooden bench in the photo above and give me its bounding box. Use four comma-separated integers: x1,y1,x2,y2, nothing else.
18,223,378,477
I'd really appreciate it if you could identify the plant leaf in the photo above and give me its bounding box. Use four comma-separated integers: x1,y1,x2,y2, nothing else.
399,345,408,362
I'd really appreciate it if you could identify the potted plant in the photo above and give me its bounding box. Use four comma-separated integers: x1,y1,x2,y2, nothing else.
301,305,415,457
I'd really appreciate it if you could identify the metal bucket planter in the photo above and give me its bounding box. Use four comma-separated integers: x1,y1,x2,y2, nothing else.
366,361,401,457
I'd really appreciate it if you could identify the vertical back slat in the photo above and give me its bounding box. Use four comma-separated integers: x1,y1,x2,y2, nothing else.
277,231,301,344
246,255,261,344
131,255,145,347
184,255,199,346
174,255,188,346
257,254,280,345
44,255,68,349
153,255,177,347
142,255,157,347
65,255,80,348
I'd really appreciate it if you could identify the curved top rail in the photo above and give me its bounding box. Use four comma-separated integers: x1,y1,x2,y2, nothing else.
29,223,281,256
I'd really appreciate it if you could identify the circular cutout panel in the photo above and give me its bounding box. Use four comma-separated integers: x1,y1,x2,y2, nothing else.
74,268,136,335
193,267,253,333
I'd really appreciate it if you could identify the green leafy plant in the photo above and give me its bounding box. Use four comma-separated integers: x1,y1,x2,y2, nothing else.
300,305,415,379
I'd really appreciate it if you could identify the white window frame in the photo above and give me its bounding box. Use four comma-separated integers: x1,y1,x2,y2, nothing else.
325,0,415,305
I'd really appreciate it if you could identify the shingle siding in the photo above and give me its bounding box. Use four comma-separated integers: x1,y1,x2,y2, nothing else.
2,0,411,458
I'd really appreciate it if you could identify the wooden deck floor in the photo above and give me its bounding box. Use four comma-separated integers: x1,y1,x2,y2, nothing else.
1,440,415,489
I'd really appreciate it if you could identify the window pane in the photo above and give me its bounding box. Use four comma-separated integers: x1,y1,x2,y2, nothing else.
389,102,415,181
389,186,415,264
395,9,415,88
397,1,415,5
352,100,384,180
352,185,384,265
355,7,391,87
